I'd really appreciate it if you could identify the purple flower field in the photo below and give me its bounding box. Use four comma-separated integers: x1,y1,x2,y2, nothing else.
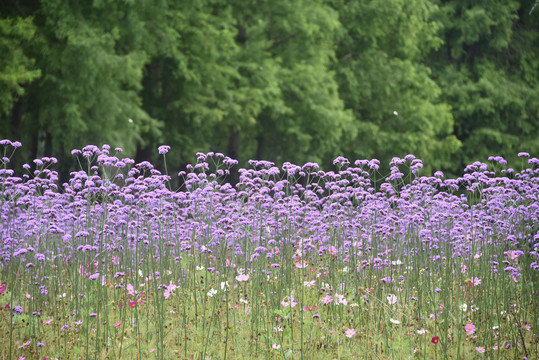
0,141,538,359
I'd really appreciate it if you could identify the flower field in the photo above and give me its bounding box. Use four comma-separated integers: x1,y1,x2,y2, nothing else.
0,141,538,359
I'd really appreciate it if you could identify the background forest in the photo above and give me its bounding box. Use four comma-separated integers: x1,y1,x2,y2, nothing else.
1,0,538,180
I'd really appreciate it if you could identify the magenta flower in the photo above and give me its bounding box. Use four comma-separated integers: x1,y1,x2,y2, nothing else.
18,341,31,349
88,273,100,280
321,294,333,305
465,323,476,335
471,277,481,286
281,296,297,308
127,284,137,296
235,274,249,282
158,145,170,155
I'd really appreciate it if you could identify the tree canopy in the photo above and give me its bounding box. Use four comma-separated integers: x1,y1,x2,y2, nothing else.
1,0,537,178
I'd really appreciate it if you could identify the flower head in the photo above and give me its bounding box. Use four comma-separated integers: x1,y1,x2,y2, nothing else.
235,274,249,282
345,328,356,338
158,145,170,155
89,273,100,280
431,336,439,344
321,295,333,305
281,296,297,308
386,293,397,305
471,277,481,286
465,323,476,335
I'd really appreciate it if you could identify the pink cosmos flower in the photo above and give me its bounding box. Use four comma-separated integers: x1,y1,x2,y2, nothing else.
281,296,297,308
127,284,137,296
167,281,177,292
235,274,249,282
465,323,476,335
0,282,6,294
386,294,397,305
321,295,333,305
114,322,122,328
471,277,481,286
335,293,348,306
476,346,485,353
345,328,356,338
18,341,31,349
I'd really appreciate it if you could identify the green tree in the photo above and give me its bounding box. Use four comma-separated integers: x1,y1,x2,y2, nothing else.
330,0,461,172
229,0,353,165
428,0,539,170
0,16,40,118
0,0,160,171
140,0,352,171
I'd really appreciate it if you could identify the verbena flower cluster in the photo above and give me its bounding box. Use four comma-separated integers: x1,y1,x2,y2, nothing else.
0,140,538,359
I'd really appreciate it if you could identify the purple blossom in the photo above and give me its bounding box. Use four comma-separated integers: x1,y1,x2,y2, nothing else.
89,273,100,280
158,145,171,155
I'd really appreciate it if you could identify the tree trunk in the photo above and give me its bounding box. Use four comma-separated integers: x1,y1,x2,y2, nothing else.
227,129,240,185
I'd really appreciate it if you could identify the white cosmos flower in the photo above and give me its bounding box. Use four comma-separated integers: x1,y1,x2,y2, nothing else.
207,288,217,297
390,318,400,324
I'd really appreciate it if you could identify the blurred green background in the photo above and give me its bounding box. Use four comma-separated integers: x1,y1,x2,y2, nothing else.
1,0,538,179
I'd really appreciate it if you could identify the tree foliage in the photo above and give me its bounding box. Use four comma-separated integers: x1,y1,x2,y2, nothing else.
428,0,539,170
0,0,537,177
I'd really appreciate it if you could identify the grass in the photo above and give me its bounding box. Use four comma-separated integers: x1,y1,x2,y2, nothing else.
0,142,537,359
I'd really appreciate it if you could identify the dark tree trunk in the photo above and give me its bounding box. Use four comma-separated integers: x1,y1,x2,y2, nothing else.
255,134,265,161
135,143,153,164
227,129,240,185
